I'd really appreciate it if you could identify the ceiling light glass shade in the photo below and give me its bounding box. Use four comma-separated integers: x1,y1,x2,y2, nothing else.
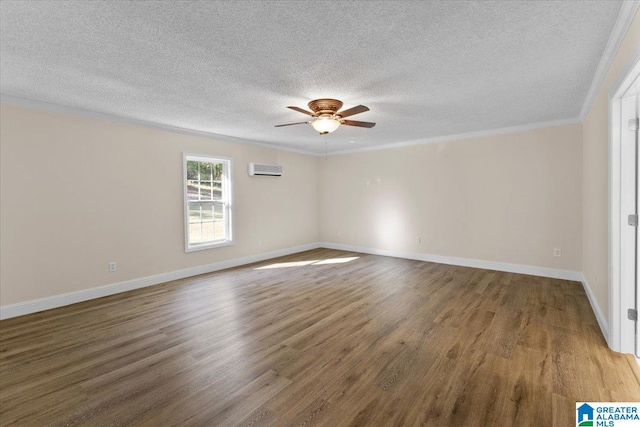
311,116,341,134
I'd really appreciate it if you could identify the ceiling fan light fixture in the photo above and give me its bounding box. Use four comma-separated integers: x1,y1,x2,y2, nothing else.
276,99,374,133
311,115,340,134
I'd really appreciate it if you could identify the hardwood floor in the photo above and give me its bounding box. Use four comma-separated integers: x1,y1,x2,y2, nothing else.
1,248,639,426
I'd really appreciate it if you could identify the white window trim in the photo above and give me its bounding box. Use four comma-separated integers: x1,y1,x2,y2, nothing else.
183,153,234,252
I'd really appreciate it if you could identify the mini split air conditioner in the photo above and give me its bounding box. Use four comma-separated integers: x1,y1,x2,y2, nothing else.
248,163,283,177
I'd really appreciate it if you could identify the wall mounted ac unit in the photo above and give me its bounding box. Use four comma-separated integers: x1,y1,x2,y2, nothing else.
248,163,283,177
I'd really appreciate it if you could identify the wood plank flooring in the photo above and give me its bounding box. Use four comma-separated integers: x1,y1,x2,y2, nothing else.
1,248,639,426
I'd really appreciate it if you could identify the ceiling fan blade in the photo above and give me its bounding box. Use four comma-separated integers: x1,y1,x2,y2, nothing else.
337,105,369,118
287,106,315,116
275,121,309,127
341,120,376,128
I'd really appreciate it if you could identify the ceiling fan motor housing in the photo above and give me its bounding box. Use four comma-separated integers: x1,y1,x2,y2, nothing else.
308,98,343,116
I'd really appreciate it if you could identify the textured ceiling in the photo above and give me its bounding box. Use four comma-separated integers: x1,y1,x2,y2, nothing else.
0,1,623,154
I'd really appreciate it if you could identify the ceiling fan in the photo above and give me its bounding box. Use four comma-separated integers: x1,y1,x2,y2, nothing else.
275,98,376,134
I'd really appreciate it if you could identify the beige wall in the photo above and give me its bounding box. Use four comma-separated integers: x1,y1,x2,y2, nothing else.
0,105,585,310
0,104,319,305
320,124,583,272
583,11,640,323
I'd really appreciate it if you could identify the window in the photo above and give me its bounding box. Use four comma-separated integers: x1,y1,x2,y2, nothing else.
184,154,233,251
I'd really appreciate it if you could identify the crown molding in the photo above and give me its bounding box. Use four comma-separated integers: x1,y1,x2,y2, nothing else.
580,0,640,121
327,117,581,156
2,95,581,157
0,94,320,157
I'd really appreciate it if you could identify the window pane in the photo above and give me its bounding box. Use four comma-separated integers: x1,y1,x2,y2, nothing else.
187,180,200,200
201,203,214,221
214,221,226,240
214,202,224,221
187,161,199,180
185,156,232,250
212,163,223,181
212,182,222,200
188,203,201,223
202,222,215,241
200,183,212,200
199,162,212,180
189,223,202,244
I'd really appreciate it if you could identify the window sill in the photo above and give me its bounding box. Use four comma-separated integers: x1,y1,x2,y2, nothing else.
186,240,234,253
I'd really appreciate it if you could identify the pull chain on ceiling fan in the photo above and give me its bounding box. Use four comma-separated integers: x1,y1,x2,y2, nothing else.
275,98,376,134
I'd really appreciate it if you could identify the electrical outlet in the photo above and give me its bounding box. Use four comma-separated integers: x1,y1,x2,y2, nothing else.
553,248,562,258
109,262,117,272
416,236,422,244
337,230,342,237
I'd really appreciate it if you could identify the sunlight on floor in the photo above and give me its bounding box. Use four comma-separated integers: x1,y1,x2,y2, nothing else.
255,257,360,270
255,261,319,269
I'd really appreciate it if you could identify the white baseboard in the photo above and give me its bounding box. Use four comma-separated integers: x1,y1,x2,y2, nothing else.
580,274,610,346
0,243,321,320
0,241,598,325
320,242,583,281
